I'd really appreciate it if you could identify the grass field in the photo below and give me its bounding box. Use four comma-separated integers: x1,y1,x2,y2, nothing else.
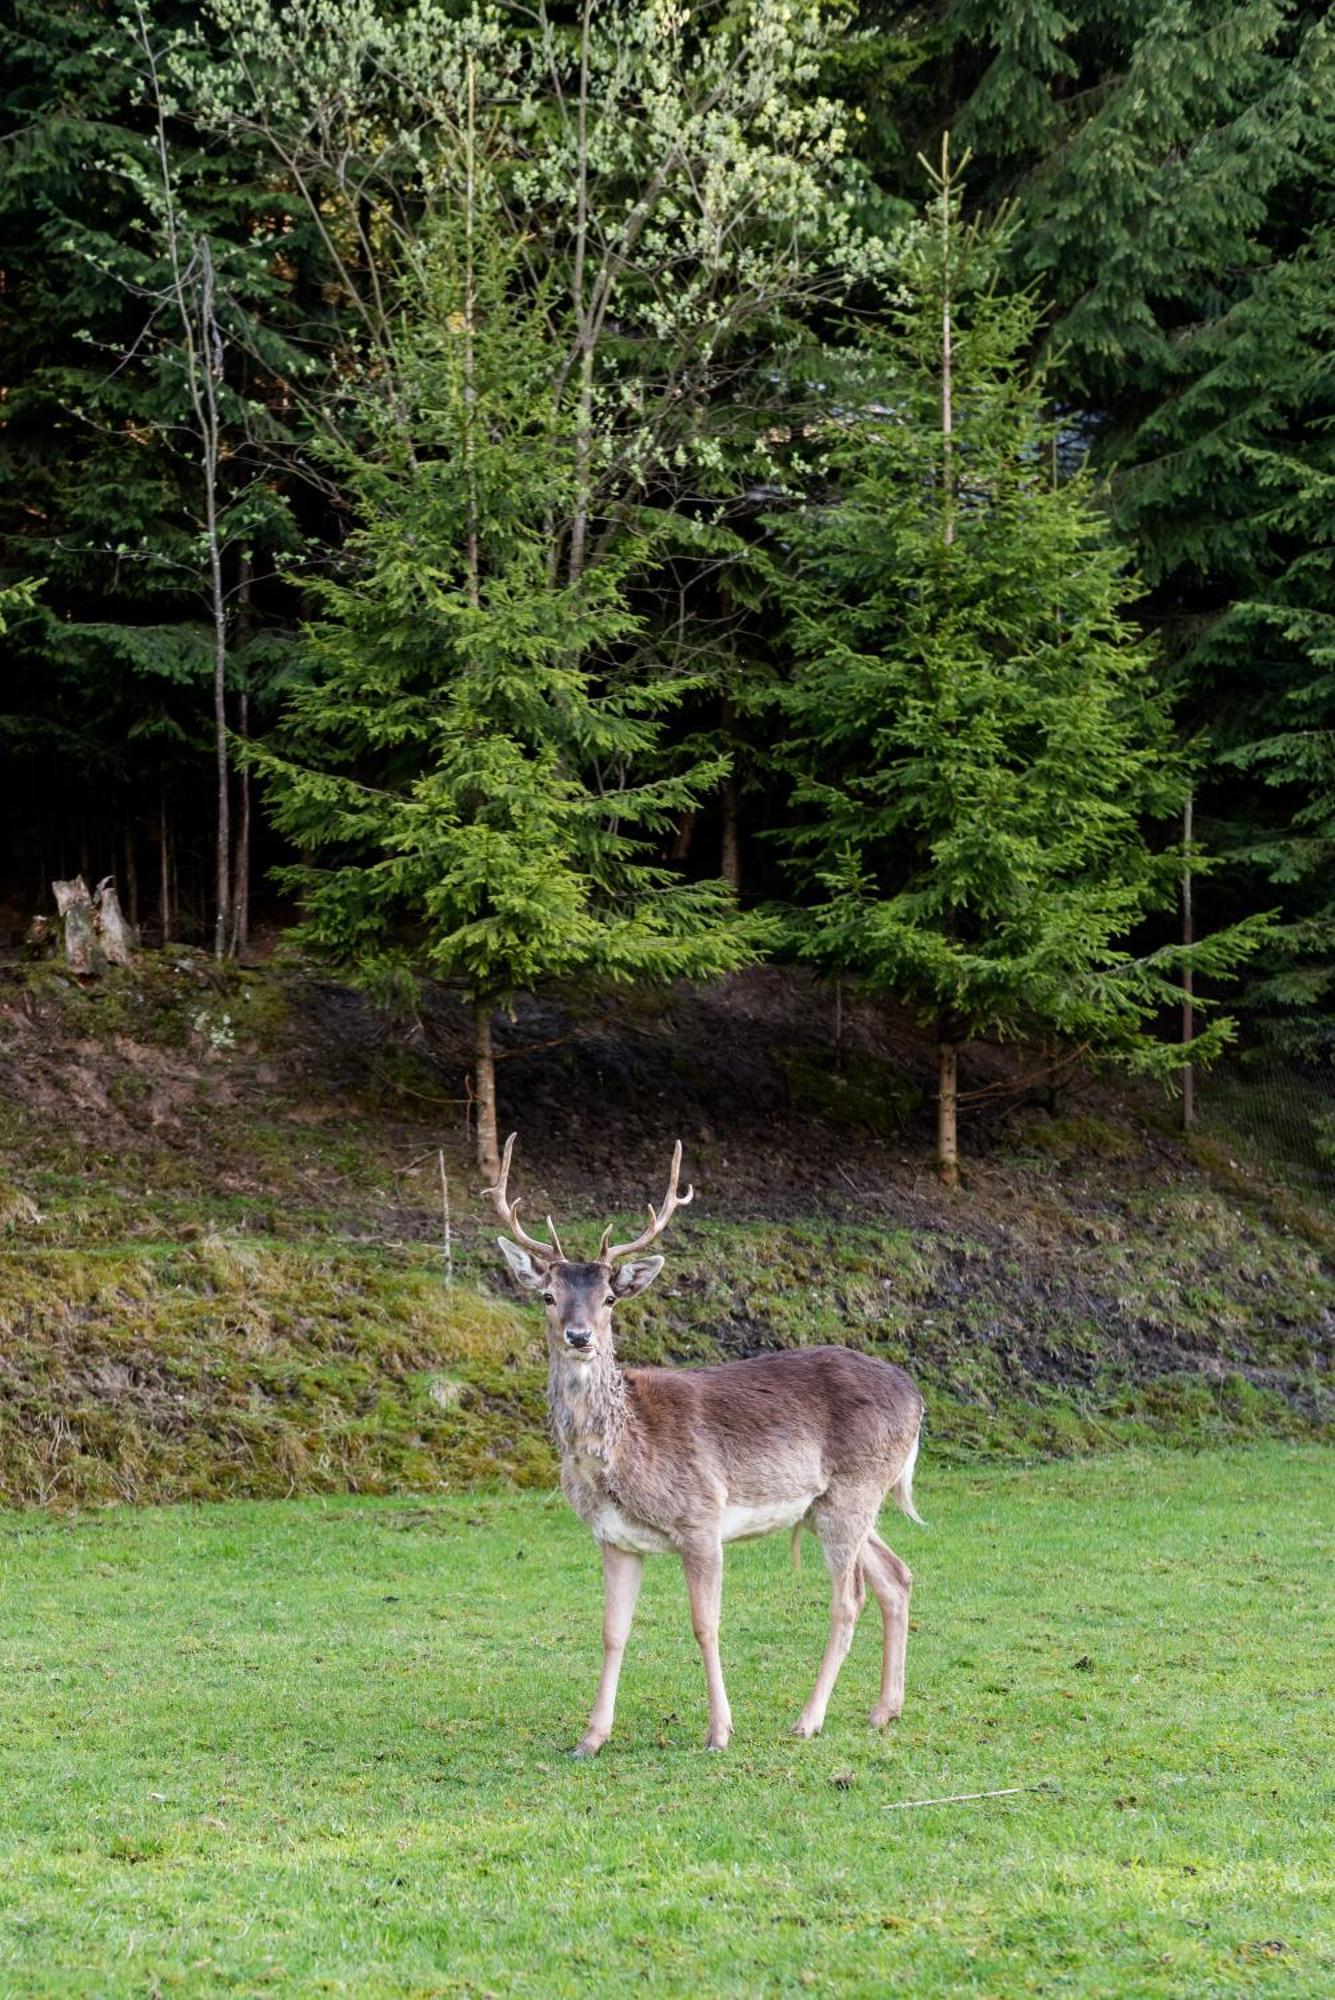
0,1446,1329,1997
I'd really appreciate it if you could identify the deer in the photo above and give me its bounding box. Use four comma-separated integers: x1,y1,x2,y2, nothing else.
485,1134,925,1757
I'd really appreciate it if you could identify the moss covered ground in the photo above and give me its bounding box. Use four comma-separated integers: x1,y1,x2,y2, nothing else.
0,957,1330,1504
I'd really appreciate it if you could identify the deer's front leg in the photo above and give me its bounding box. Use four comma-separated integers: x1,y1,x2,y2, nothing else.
681,1541,732,1751
573,1544,644,1759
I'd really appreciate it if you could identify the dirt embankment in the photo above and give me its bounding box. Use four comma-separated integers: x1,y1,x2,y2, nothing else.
0,956,1329,1504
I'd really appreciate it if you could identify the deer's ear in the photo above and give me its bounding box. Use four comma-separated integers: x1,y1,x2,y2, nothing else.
498,1236,549,1290
611,1255,664,1300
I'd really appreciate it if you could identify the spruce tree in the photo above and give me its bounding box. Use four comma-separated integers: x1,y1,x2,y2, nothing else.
262,221,758,1176
0,0,304,936
775,146,1254,1182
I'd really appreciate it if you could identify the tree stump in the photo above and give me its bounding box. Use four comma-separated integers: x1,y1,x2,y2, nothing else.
52,876,106,975
94,876,136,966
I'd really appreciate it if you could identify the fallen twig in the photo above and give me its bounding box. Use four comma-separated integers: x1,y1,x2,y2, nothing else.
883,1783,1048,1812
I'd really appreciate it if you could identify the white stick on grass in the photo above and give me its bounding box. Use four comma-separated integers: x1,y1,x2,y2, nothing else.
883,1785,1045,1812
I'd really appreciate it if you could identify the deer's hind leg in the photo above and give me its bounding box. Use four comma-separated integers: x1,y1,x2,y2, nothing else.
791,1487,877,1740
862,1531,913,1728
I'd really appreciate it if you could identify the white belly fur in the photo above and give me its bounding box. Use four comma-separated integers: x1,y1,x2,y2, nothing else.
720,1494,817,1544
592,1493,817,1555
594,1502,674,1556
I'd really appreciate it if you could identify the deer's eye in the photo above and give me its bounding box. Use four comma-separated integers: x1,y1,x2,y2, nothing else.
605,1294,616,1307
541,1291,555,1305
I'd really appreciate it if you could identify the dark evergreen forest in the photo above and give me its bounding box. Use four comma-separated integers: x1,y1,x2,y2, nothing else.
2,0,1331,1175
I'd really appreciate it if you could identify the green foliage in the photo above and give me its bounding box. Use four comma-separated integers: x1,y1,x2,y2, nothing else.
1,0,1332,1102
1121,225,1335,1059
930,1,1329,405
262,223,758,1005
882,2,1335,1062
773,167,1255,1069
0,0,305,908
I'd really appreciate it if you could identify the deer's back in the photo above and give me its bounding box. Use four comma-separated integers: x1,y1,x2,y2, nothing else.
624,1344,922,1490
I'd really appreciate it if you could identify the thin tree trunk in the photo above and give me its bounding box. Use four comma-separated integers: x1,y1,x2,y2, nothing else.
229,555,252,958
940,132,955,551
719,689,741,889
474,1000,500,1182
138,9,230,961
567,0,595,585
198,237,230,962
936,142,959,1188
937,1031,959,1188
670,809,698,865
125,824,139,935
231,691,251,958
1181,792,1195,1131
159,794,172,945
720,776,741,892
463,55,481,612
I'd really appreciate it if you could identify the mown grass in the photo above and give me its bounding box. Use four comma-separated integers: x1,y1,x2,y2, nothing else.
0,1446,1329,1997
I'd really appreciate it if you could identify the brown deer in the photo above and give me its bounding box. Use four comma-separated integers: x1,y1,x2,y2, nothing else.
486,1134,925,1756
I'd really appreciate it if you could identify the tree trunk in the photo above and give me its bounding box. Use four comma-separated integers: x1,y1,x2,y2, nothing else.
670,809,698,865
159,795,172,945
939,133,955,551
125,826,139,934
474,1000,500,1182
937,1033,960,1187
719,693,741,890
1181,792,1195,1131
229,554,252,959
201,239,230,963
720,775,741,892
230,689,251,958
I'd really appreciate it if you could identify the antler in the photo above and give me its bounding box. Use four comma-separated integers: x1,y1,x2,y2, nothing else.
483,1133,565,1262
599,1140,694,1263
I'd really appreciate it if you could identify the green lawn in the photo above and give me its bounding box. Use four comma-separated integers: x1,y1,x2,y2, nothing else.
0,1447,1329,1998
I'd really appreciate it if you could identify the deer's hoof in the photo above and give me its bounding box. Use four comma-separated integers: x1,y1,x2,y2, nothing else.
790,1718,822,1740
705,1732,731,1753
570,1738,604,1760
869,1704,902,1730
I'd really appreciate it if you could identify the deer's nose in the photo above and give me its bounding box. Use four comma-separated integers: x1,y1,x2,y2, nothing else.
564,1328,593,1351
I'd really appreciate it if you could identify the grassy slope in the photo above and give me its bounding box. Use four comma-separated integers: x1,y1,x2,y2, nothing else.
0,1447,1329,1997
0,956,1331,1503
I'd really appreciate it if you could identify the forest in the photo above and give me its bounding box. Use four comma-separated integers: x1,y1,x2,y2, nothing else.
2,0,1333,1179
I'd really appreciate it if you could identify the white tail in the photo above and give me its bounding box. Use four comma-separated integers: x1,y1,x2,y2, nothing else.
892,1424,925,1525
487,1136,926,1756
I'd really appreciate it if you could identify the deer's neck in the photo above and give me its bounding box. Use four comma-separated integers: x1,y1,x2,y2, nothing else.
548,1348,629,1468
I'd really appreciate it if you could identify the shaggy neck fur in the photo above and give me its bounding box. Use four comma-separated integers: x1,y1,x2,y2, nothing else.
548,1344,629,1467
